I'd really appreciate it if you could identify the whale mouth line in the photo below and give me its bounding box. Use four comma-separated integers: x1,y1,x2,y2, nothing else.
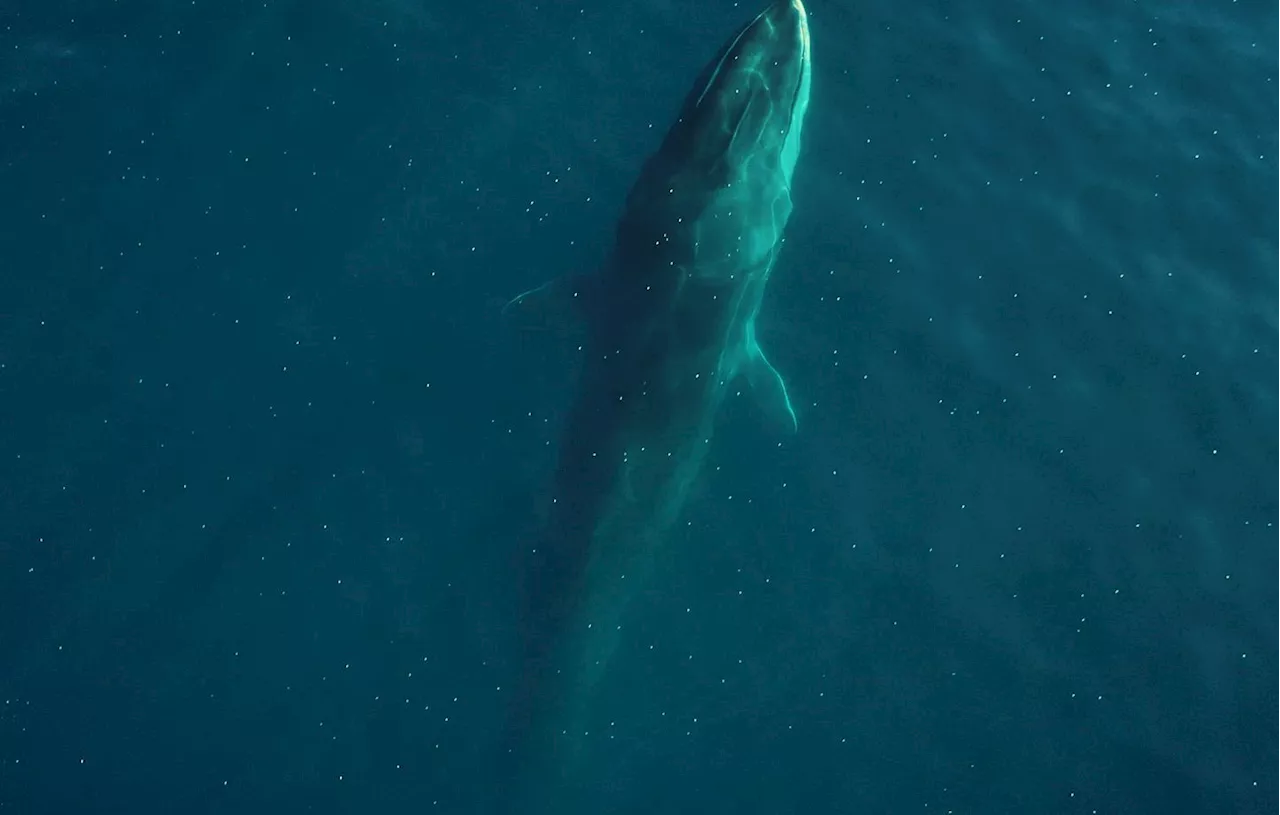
692,13,759,110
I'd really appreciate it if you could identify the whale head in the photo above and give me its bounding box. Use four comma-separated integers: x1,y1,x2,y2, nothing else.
615,0,813,285
672,0,812,189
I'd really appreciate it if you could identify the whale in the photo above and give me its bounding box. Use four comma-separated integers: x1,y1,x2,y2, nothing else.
498,1,812,810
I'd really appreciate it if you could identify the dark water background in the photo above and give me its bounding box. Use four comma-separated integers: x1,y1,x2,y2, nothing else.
1,1,1276,812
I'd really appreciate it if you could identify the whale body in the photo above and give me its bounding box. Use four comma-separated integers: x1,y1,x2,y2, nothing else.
499,2,812,810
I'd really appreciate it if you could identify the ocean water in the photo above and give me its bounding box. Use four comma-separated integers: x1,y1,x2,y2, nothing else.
0,1,1274,813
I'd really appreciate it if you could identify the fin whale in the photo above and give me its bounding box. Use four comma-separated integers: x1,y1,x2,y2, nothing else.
499,1,812,810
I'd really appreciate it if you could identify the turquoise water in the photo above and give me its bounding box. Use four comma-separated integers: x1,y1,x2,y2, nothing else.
0,1,1274,813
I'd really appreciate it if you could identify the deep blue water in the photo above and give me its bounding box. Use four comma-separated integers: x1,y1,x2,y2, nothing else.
1,1,1275,813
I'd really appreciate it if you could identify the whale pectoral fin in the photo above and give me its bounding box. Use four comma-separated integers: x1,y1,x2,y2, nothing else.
502,274,597,334
743,337,798,433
